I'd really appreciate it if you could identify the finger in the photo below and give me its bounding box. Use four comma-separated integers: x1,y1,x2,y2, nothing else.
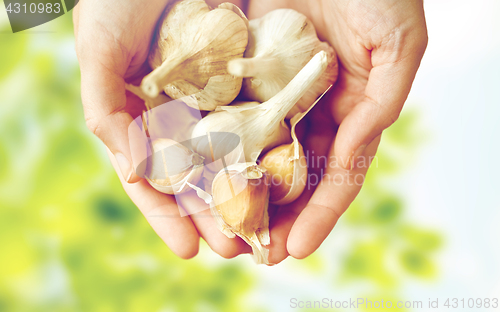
287,136,381,259
334,30,427,169
77,50,143,183
107,149,200,259
266,169,322,264
267,102,336,264
266,194,308,264
177,192,252,259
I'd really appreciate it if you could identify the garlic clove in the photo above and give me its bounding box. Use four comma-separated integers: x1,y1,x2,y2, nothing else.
192,50,329,163
211,162,270,264
260,143,307,205
227,9,338,118
260,85,332,205
146,138,204,195
141,0,249,110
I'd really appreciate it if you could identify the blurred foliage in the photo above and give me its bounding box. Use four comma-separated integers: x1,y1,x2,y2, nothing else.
0,10,442,312
333,102,442,306
0,26,27,80
0,14,255,312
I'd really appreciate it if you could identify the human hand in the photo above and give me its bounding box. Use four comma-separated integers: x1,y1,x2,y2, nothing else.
74,0,427,263
246,0,428,263
74,0,252,259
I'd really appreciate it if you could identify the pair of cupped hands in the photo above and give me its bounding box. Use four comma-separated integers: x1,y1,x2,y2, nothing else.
73,0,427,263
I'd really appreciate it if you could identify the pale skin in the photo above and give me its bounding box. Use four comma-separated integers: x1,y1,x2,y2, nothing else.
74,0,427,262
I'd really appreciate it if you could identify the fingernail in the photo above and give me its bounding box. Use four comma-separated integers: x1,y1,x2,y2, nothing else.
350,144,366,170
114,153,133,183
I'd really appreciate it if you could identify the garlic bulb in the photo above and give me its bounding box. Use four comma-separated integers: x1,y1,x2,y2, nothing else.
211,162,270,264
227,9,338,118
259,86,331,205
192,50,329,163
146,138,204,194
141,0,249,110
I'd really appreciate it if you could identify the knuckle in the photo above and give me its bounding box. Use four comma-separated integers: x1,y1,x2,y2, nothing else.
385,109,401,128
409,25,428,56
421,31,429,54
421,30,429,47
84,115,101,137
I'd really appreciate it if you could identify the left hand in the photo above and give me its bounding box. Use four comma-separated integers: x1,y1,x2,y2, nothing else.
246,0,428,263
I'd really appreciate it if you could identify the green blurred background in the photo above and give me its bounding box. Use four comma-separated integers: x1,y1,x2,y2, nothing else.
1,1,499,311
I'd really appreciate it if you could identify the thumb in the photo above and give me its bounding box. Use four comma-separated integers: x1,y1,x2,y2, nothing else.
80,64,143,183
335,36,427,169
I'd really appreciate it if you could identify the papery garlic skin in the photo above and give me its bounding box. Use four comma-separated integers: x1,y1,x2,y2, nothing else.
192,51,329,163
141,0,249,111
227,9,338,118
211,163,270,264
146,138,204,194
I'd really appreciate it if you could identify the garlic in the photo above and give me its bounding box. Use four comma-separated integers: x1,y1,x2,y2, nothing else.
259,144,307,205
211,162,270,264
146,138,204,194
127,83,204,144
141,0,249,111
193,131,247,194
192,50,329,164
227,9,338,118
260,85,331,205
125,83,172,112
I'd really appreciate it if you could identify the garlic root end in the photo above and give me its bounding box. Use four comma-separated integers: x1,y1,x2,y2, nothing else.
141,58,184,98
228,56,280,78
